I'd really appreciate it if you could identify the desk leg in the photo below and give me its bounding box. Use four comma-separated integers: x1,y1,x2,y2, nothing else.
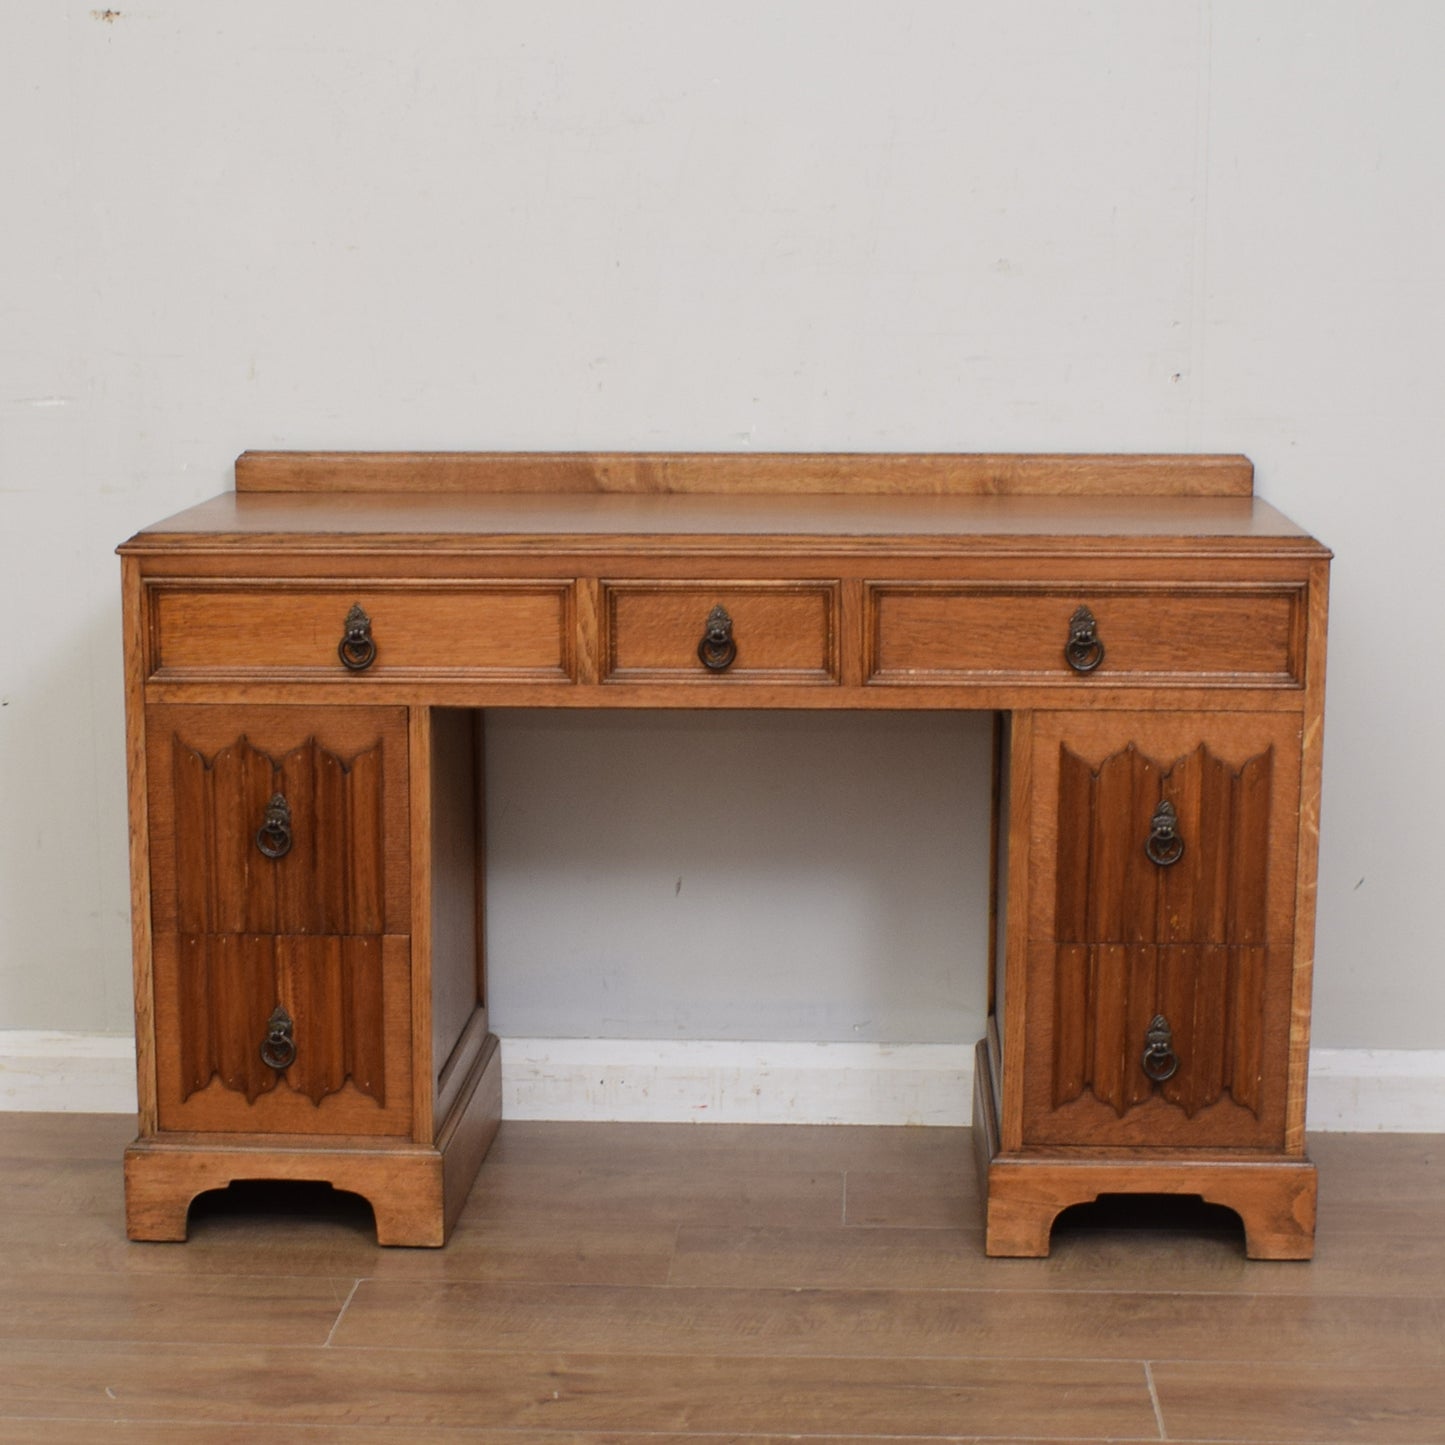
123,1033,501,1247
972,1038,1317,1259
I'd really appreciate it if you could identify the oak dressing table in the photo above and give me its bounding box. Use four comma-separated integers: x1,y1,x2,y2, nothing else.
118,451,1329,1256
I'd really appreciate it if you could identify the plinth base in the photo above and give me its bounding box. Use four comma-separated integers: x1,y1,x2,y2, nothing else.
125,1031,501,1247
971,1038,1316,1259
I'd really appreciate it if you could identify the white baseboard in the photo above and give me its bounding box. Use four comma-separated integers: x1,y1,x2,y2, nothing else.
3,1031,1442,1132
500,1039,973,1125
1302,1048,1445,1132
0,1032,140,1114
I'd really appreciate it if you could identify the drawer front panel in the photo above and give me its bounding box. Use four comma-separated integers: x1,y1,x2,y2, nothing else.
1022,940,1288,1148
602,582,840,683
149,582,574,681
146,705,411,935
867,585,1302,685
154,933,413,1135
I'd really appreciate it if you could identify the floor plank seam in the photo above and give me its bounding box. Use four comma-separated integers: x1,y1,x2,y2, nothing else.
1143,1358,1167,1440
283,1341,1215,1367
321,1277,363,1348
661,1221,685,1285
293,1277,1443,1303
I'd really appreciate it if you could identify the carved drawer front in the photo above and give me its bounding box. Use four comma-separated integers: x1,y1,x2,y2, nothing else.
146,705,411,935
866,585,1303,686
601,582,841,683
1021,713,1302,1149
148,582,574,682
153,933,412,1134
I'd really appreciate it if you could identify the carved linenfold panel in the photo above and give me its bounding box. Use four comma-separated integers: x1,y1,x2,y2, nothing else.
171,734,386,935
175,934,386,1107
1051,942,1269,1117
1056,743,1273,946
1052,742,1275,1119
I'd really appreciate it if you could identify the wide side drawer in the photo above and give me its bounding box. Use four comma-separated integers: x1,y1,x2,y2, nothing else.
147,581,575,682
602,581,841,684
865,583,1304,686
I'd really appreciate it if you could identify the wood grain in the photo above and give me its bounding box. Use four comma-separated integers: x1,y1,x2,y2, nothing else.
407,704,436,1145
124,1131,444,1246
425,708,483,1125
4,1117,1442,1440
842,1167,981,1229
1048,743,1276,1124
1310,1133,1445,1235
330,1277,1445,1367
463,1157,846,1231
1020,711,1303,1155
145,704,411,936
152,935,412,1136
1151,1361,1445,1443
1284,554,1333,1153
9,1432,1134,1445
668,1220,1445,1297
0,1340,1160,1437
0,1429,1128,1445
867,582,1303,686
0,1271,353,1347
233,448,1256,497
602,580,840,683
148,580,574,684
121,554,159,1134
123,490,1327,551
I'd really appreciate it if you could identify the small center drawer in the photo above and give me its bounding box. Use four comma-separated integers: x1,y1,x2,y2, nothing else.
602,582,841,683
866,584,1303,686
147,581,575,682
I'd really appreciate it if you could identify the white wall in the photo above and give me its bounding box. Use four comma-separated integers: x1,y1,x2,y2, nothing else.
485,710,993,1043
2,2,1443,1057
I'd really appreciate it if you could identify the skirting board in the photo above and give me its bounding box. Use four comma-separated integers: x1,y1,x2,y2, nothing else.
2,1033,1442,1132
0,1032,140,1114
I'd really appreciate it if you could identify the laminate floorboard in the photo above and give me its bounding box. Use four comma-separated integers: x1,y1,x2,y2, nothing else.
332,1278,1445,1366
0,1429,1149,1445
0,1342,1158,1437
669,1221,1445,1295
1149,1361,1445,1443
0,1114,1442,1443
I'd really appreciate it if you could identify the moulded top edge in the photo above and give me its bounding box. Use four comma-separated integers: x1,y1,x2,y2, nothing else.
120,489,1329,556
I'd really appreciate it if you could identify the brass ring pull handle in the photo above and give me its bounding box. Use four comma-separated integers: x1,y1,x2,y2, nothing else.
260,1005,296,1072
1142,1014,1179,1083
338,603,377,671
697,604,738,672
254,793,293,859
1144,798,1184,867
1064,605,1105,673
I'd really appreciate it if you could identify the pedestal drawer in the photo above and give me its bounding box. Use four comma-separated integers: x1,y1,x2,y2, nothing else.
145,704,411,935
866,584,1303,685
153,933,413,1135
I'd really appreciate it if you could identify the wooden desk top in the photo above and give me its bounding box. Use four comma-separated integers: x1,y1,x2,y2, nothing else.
121,452,1327,558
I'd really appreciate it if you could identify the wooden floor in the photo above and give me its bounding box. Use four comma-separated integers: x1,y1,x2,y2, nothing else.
1,1117,1443,1443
